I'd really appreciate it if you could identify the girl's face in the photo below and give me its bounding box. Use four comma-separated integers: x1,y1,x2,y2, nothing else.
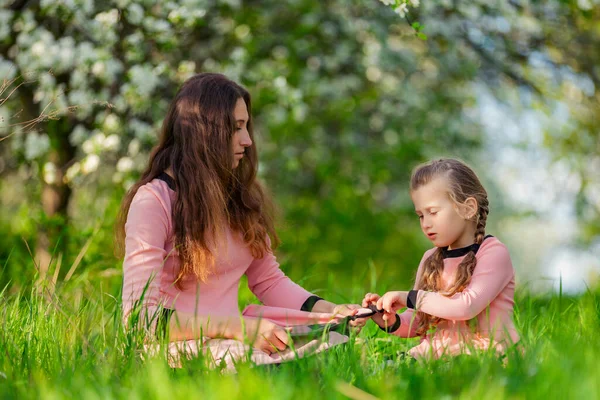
410,177,478,250
231,98,253,169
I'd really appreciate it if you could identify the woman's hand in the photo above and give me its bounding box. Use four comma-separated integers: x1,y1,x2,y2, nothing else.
240,318,290,355
332,303,367,329
376,291,408,322
311,300,366,330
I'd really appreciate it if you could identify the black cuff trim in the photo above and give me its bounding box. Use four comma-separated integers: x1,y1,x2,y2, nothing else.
407,290,418,309
441,235,494,258
379,314,401,333
300,295,323,312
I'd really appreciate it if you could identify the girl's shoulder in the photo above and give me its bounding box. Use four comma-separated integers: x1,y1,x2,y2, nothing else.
421,235,510,260
478,235,509,255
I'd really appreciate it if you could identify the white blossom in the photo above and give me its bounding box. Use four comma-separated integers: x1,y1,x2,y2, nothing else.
577,0,593,10
31,41,45,57
0,10,14,40
115,0,131,8
394,3,409,17
65,162,81,183
366,66,382,82
68,90,92,107
123,179,135,191
116,157,134,172
103,114,119,133
128,65,159,96
56,36,76,71
95,9,119,26
104,59,123,84
82,139,94,154
81,154,100,174
76,42,96,63
112,171,123,183
69,125,88,146
127,3,144,24
43,162,57,184
103,134,120,151
274,76,287,89
92,61,105,76
24,131,50,160
130,119,153,141
0,58,16,80
127,138,140,156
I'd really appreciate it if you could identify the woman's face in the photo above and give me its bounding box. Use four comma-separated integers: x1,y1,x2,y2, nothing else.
232,98,252,169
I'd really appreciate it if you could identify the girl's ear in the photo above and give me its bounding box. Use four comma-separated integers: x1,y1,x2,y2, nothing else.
463,197,478,220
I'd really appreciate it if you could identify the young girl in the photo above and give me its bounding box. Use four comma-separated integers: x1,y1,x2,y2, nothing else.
363,158,520,360
115,73,363,364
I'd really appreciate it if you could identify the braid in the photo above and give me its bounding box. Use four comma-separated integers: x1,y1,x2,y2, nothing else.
415,248,445,336
474,198,489,245
446,195,489,295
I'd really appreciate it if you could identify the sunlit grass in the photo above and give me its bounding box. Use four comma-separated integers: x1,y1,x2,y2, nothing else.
1,275,598,399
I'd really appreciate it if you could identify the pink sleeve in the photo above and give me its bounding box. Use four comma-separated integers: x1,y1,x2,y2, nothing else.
245,237,313,310
414,241,514,321
122,186,170,329
391,250,433,338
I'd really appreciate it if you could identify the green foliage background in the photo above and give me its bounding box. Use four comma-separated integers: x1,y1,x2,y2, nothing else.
0,1,599,398
0,0,598,299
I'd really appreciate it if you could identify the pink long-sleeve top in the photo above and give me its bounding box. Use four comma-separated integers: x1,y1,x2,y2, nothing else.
391,236,520,359
121,177,315,328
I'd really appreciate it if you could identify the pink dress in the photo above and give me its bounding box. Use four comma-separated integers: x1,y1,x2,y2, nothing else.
122,177,347,370
392,237,520,360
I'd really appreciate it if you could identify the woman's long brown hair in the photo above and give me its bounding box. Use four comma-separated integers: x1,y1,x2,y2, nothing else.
115,73,279,287
410,158,489,336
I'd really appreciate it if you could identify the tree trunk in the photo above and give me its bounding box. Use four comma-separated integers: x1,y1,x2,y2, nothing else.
35,118,75,285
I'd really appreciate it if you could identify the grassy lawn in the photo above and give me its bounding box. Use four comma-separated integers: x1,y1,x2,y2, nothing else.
1,281,598,399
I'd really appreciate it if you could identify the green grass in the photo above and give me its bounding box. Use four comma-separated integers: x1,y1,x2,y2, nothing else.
1,280,599,400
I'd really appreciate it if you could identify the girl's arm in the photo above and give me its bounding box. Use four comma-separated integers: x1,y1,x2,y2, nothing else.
244,240,361,322
408,241,514,321
364,250,434,338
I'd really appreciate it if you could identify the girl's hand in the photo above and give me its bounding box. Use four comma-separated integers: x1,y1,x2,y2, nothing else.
376,291,408,321
362,293,388,329
362,292,381,308
332,303,367,329
241,318,290,355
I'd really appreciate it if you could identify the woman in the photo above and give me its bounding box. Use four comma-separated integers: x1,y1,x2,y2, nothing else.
115,73,363,357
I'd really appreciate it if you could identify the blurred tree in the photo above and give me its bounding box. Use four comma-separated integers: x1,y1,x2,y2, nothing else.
403,0,600,242
1,0,597,292
0,0,479,289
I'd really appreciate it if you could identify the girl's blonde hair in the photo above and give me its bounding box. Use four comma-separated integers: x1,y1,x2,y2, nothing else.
410,158,489,336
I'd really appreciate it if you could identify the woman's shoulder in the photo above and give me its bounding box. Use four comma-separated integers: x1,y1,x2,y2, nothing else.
129,178,174,218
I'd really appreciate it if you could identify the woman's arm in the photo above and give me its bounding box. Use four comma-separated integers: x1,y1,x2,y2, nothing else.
245,236,315,310
122,186,171,332
167,311,290,354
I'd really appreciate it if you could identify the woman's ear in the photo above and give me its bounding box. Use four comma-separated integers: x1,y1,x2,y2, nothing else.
463,197,479,220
